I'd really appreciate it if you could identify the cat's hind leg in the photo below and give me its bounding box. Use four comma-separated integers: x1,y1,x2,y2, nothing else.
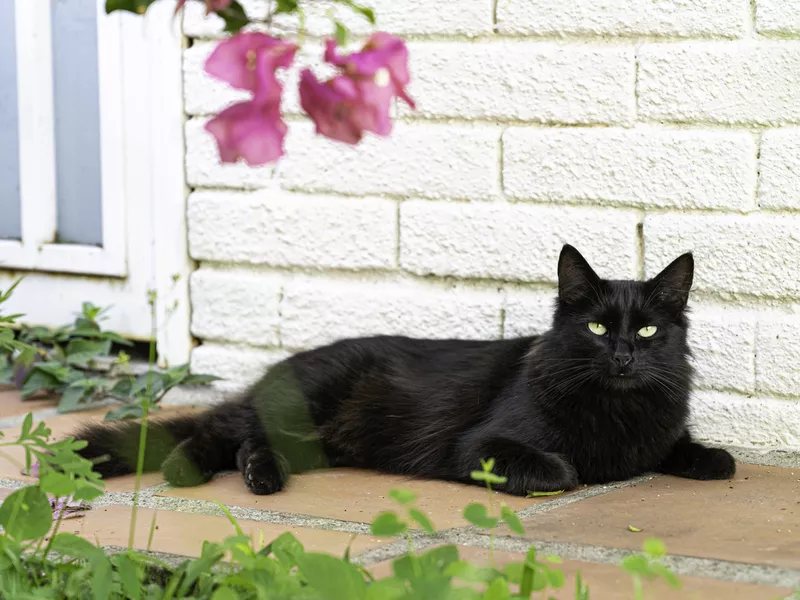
457,437,578,496
236,439,289,495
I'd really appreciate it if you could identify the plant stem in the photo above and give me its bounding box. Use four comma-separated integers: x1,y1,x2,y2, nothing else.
485,481,495,567
633,574,644,600
128,296,157,549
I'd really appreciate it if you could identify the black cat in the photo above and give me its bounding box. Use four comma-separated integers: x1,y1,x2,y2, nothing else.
71,245,735,496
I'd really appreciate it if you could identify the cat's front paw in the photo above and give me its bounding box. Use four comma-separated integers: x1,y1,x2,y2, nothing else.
659,442,736,481
505,451,579,496
690,447,736,480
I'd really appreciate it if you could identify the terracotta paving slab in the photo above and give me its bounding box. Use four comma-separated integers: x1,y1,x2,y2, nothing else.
508,464,800,569
60,504,390,558
0,404,202,492
0,389,59,419
369,546,793,599
157,468,559,528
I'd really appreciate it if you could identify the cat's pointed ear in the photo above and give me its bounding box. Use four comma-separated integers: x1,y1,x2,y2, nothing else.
648,253,694,313
558,245,600,305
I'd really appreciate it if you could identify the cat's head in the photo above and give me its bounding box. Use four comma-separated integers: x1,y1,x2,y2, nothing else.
549,244,693,390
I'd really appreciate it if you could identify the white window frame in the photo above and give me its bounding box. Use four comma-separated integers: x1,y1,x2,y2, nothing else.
0,0,127,277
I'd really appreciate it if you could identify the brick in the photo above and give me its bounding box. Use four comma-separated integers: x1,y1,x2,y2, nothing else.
280,122,500,200
639,42,800,125
188,190,397,270
690,391,800,447
191,343,290,391
183,0,491,39
758,128,800,210
688,308,756,393
401,42,634,125
281,277,502,348
185,118,274,189
503,127,756,211
401,201,639,282
756,316,800,396
503,291,556,339
496,0,747,38
644,213,800,299
190,268,282,346
757,0,800,35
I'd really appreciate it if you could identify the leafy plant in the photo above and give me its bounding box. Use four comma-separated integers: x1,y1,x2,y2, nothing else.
0,298,220,421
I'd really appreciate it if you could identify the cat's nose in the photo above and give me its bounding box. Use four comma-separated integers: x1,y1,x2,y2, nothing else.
613,355,633,368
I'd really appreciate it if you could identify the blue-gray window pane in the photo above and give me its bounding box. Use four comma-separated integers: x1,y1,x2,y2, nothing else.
0,0,21,240
52,0,103,246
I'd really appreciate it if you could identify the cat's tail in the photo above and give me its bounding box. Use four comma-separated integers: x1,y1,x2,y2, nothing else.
71,413,201,478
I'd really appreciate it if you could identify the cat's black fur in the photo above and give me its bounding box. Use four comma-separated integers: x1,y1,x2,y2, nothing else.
71,245,736,496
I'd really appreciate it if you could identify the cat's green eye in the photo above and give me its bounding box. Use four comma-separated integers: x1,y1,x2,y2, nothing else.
588,322,607,336
638,325,658,338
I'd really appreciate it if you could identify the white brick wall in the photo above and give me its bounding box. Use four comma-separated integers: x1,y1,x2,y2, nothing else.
183,0,800,450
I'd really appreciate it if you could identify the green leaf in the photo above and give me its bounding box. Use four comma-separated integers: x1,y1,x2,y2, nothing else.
341,0,375,24
482,577,511,600
526,489,565,497
48,533,103,560
181,373,223,385
502,562,523,584
112,554,142,600
628,524,642,532
211,588,240,600
65,339,111,365
270,531,305,568
104,403,145,421
39,471,75,497
445,561,502,583
643,537,666,558
409,507,435,534
58,386,88,414
274,0,299,14
20,370,60,398
370,511,408,537
92,555,114,600
0,486,53,540
110,378,135,398
218,0,249,33
105,0,156,14
621,555,650,575
365,577,406,600
480,458,495,472
500,505,525,535
297,552,367,600
547,567,565,588
334,21,348,46
650,563,681,589
462,503,499,529
470,470,508,485
388,488,417,505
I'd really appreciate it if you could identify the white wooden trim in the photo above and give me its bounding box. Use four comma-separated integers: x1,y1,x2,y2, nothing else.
145,1,194,368
11,0,57,264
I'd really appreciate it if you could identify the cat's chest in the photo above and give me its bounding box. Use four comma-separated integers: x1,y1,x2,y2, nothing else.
542,392,688,477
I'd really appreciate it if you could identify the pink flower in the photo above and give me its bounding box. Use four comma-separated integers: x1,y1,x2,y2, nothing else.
201,33,297,165
205,101,288,165
299,71,396,144
205,33,297,105
300,33,414,145
324,33,415,109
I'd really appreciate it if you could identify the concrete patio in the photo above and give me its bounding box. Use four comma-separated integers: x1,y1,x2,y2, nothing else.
0,388,797,599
